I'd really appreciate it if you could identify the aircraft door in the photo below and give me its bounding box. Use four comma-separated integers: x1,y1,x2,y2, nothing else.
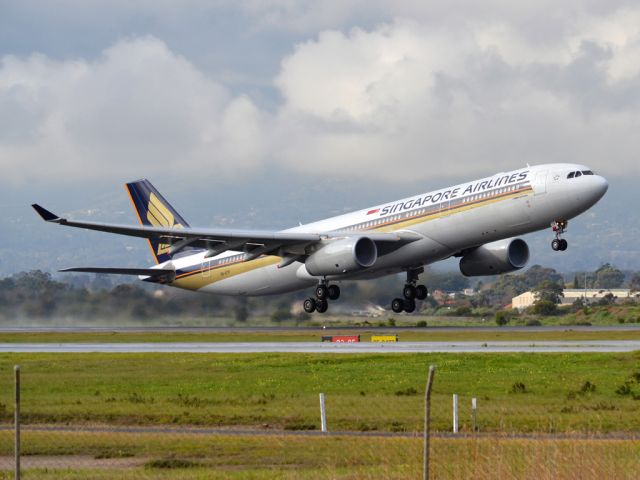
534,170,547,195
202,259,212,278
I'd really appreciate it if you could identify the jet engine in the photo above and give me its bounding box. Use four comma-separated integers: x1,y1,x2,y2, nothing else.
304,237,377,276
459,238,529,277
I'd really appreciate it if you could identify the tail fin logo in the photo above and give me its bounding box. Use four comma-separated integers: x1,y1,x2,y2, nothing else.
147,193,183,255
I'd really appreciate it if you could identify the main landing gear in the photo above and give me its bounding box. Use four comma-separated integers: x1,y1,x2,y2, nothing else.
391,270,428,313
303,281,341,314
551,220,568,252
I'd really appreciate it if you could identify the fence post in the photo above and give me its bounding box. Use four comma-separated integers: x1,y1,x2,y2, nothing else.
423,365,436,480
319,393,327,433
14,365,20,480
472,398,477,433
452,394,458,433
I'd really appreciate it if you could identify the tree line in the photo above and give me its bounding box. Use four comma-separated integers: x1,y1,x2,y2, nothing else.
0,264,637,323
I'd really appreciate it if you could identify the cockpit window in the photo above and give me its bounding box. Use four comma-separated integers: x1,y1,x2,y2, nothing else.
567,172,575,179
575,171,582,177
582,170,594,175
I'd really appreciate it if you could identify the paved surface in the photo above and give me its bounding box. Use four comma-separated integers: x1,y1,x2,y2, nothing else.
0,340,638,353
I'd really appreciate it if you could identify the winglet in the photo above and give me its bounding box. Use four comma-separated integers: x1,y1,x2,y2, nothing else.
31,204,61,222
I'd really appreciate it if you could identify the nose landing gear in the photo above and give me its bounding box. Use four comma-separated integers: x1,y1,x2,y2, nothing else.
391,269,428,313
303,281,341,314
551,220,568,251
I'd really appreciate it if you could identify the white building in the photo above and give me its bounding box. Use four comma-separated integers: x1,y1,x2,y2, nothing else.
512,289,636,310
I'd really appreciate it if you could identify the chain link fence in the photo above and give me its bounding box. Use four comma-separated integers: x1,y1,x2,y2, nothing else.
0,354,639,479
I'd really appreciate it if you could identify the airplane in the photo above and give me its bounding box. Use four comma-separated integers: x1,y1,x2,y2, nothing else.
32,163,608,314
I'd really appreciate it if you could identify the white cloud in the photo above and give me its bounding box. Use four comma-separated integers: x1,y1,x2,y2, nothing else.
269,13,640,180
0,36,265,185
2,4,640,187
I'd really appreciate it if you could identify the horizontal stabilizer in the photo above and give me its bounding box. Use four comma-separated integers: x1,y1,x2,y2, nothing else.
59,267,175,279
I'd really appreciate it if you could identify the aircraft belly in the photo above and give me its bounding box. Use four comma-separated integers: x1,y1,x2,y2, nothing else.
199,262,312,296
332,236,454,280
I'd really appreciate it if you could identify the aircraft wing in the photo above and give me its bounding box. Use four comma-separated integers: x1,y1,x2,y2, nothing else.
32,204,419,260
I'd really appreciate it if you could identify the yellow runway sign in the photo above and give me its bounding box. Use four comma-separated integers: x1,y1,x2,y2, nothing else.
371,335,398,343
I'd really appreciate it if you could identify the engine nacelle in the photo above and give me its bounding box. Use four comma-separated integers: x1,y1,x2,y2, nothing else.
305,237,377,276
459,238,529,277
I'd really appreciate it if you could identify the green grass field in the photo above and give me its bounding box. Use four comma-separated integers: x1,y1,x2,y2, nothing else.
1,327,640,344
0,350,638,478
0,352,639,433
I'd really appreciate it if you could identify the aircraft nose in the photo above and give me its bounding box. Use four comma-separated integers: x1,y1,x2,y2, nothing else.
590,174,608,202
595,175,608,197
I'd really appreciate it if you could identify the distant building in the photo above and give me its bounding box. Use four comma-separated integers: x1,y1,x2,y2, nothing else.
512,288,636,310
512,291,536,310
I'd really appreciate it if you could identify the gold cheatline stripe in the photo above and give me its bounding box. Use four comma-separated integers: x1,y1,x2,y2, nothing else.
173,256,280,290
172,186,533,290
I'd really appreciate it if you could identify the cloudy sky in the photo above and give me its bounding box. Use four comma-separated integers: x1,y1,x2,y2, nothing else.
1,1,638,273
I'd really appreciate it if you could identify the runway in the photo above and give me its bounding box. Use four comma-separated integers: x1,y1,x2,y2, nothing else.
1,325,639,333
1,340,638,353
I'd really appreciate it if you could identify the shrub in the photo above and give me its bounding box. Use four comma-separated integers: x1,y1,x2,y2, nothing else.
532,300,558,315
525,319,542,327
271,307,292,323
284,419,316,431
495,311,510,326
580,381,596,394
390,421,406,432
145,458,200,469
416,320,427,328
510,382,526,393
453,306,472,316
387,317,396,327
616,383,632,396
395,387,418,396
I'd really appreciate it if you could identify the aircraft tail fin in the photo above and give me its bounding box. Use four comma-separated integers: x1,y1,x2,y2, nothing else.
125,179,191,264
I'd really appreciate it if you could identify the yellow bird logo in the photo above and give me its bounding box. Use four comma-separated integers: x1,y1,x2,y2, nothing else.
146,193,183,255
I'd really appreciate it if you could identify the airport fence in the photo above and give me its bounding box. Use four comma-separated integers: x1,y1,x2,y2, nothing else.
0,359,639,479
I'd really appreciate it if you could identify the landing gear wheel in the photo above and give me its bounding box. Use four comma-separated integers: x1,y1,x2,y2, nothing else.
328,285,341,300
403,285,417,300
559,239,568,251
315,284,328,300
403,298,416,313
315,299,328,313
391,298,404,313
303,298,316,313
551,239,561,251
415,285,428,300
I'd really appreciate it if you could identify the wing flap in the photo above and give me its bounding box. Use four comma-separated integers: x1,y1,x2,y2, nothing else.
60,267,175,278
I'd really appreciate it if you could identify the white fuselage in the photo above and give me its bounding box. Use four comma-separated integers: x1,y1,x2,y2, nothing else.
164,163,608,296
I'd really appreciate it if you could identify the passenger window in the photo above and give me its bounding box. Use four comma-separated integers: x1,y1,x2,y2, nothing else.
575,171,582,177
567,172,575,179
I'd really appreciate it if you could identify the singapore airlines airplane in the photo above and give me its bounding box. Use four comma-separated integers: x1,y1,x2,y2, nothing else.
33,163,607,314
